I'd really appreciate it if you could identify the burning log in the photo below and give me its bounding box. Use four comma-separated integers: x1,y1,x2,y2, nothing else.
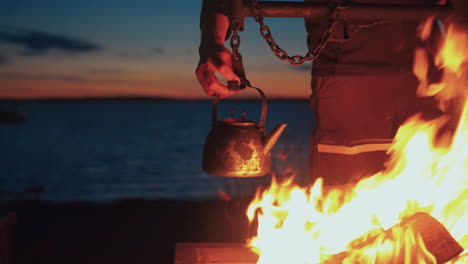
325,212,464,264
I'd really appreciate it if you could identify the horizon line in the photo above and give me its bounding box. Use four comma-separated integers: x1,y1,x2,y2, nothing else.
0,95,310,102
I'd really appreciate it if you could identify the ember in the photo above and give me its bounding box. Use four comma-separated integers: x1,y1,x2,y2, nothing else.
245,19,468,264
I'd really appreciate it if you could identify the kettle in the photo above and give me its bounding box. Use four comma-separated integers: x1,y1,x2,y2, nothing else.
202,87,287,177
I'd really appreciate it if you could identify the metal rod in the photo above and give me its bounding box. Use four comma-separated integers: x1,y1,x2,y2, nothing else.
240,1,453,20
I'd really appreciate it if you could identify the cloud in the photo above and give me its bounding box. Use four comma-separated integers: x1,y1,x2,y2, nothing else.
118,47,165,58
0,55,8,65
0,72,86,82
0,27,102,55
184,48,195,55
153,47,164,55
0,72,162,86
288,63,312,72
118,51,145,58
87,68,125,75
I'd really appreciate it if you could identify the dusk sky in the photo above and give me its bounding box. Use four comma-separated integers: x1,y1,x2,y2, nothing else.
0,0,312,99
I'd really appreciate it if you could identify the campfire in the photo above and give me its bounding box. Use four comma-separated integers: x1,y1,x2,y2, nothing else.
245,19,468,264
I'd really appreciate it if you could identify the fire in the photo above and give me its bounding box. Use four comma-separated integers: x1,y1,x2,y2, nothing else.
230,140,262,176
246,20,468,264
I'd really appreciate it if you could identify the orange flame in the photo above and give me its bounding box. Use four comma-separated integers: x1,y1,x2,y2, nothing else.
247,20,468,264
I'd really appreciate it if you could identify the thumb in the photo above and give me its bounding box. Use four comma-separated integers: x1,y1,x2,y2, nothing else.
218,64,241,86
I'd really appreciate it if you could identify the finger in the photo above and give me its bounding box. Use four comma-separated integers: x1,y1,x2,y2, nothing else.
209,81,238,99
218,64,241,86
211,48,231,68
196,63,216,96
197,60,239,98
197,64,235,98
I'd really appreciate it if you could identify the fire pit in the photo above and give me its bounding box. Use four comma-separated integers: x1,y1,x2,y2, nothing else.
177,13,468,264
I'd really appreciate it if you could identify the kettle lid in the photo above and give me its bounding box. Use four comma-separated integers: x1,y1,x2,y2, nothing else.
219,117,257,127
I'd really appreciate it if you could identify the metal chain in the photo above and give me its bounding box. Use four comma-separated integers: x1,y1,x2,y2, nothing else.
230,20,241,61
248,0,347,65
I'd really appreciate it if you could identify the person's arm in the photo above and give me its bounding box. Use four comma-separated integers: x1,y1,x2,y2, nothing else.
196,0,240,98
199,0,230,54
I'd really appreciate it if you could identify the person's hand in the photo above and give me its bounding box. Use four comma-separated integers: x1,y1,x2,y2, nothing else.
196,44,241,99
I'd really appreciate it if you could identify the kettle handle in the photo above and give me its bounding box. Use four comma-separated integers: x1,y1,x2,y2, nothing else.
212,86,268,129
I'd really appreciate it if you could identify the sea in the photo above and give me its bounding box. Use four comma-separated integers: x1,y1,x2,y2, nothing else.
0,100,315,202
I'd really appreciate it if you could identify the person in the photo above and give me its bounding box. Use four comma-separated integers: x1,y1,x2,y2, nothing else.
196,0,467,186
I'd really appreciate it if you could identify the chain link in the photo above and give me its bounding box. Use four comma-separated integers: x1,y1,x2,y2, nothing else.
230,20,241,61
241,0,347,65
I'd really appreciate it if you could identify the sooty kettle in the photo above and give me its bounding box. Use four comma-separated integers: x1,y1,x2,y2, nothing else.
202,86,287,177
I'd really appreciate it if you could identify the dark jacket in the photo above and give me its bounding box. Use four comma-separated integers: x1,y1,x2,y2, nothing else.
305,0,441,75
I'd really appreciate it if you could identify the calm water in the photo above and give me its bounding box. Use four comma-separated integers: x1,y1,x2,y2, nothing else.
0,100,315,202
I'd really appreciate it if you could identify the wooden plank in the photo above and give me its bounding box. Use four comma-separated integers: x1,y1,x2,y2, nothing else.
174,243,258,264
325,213,464,263
240,2,452,20
175,214,463,264
347,212,463,263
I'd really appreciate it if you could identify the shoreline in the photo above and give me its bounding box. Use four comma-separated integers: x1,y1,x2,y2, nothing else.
0,97,310,103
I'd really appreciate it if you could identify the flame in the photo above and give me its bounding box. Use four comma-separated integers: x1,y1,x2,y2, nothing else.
228,140,262,176
247,20,468,264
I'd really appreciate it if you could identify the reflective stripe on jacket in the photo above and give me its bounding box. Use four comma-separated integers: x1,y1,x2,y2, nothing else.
317,141,392,155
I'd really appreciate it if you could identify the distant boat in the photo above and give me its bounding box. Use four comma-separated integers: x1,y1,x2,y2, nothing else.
0,104,27,123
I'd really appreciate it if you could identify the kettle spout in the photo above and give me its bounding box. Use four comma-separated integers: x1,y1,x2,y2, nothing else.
263,124,287,154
